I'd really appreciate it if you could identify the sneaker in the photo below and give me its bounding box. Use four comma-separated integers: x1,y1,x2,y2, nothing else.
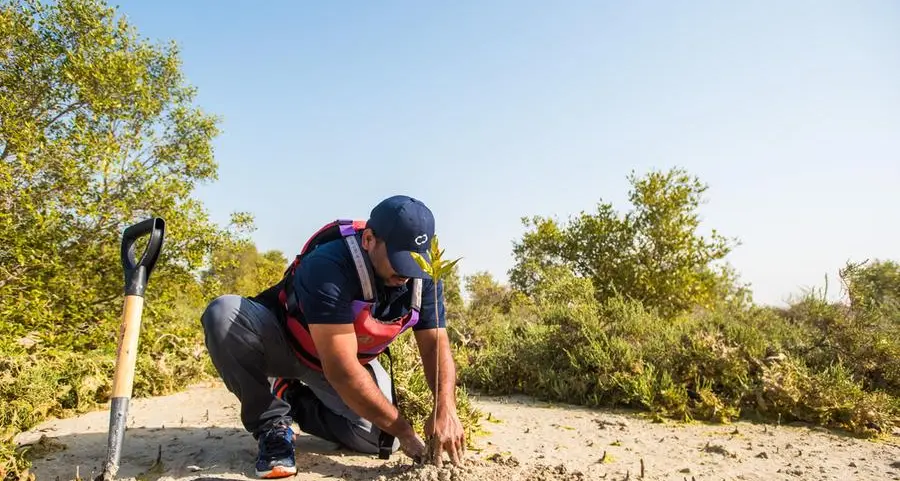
255,421,297,478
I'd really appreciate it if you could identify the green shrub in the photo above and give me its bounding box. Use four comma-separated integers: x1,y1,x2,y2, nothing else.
458,282,900,437
748,356,896,435
774,270,900,397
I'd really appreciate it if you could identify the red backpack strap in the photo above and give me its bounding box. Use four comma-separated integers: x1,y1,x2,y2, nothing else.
299,219,367,257
283,219,375,315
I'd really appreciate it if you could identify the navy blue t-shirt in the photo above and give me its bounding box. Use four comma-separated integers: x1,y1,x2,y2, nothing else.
290,235,446,330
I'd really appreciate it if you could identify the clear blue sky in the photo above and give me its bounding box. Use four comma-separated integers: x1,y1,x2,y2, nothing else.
112,0,899,306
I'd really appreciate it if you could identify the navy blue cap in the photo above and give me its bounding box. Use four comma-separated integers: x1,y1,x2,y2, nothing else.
366,195,435,279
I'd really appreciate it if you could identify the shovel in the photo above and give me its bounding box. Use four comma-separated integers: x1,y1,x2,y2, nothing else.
98,217,166,481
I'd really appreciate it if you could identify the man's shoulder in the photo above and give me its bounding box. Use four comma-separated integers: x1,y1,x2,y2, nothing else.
292,236,362,321
296,237,355,278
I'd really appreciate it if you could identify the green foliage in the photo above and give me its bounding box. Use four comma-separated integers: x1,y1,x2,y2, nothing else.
509,167,744,318
776,263,900,397
841,259,900,314
459,281,899,436
0,0,253,350
0,0,244,476
201,239,288,297
441,265,465,324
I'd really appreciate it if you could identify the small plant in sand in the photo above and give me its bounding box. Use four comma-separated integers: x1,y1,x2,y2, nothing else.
410,235,462,464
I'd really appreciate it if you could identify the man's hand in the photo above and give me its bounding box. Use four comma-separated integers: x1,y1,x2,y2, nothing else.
425,407,466,467
397,428,427,460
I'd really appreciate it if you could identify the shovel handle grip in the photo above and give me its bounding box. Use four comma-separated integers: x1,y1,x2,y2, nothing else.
120,217,165,296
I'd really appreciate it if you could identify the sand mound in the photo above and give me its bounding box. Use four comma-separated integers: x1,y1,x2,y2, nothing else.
373,456,589,481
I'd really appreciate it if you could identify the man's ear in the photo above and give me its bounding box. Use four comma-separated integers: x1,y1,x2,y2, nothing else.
360,228,376,251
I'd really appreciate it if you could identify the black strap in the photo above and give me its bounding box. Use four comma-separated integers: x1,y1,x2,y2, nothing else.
378,346,399,459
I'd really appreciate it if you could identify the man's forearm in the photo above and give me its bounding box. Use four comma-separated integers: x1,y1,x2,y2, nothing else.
325,362,413,438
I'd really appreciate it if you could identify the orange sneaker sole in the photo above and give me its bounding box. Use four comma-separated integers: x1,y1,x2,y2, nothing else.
256,465,297,478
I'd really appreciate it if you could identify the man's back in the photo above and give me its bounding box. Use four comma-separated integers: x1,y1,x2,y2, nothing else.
290,235,444,331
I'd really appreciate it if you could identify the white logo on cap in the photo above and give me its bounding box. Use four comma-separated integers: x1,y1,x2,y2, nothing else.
414,234,428,245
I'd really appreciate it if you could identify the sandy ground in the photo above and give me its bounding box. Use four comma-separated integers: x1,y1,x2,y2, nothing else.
14,381,900,481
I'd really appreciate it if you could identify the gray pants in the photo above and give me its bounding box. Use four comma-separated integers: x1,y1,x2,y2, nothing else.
200,294,399,454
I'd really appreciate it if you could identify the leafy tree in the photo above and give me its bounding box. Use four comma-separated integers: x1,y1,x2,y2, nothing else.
202,240,288,297
465,271,517,314
509,167,740,318
841,259,900,314
441,264,465,323
0,0,249,350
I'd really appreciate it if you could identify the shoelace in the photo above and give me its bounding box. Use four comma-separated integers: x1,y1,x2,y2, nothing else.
261,425,293,457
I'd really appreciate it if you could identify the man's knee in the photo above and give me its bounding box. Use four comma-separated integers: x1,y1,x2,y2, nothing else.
200,294,243,344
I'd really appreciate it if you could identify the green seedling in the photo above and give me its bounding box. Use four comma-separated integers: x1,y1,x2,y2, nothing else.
410,235,462,464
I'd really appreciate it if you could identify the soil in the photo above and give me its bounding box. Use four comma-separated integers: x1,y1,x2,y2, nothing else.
14,381,900,481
